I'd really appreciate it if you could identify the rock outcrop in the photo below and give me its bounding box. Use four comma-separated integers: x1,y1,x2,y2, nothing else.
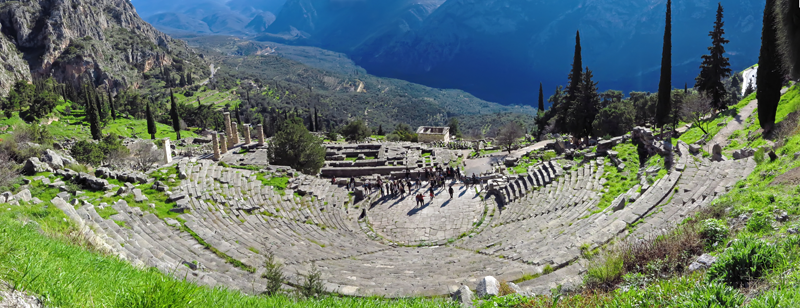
0,0,207,94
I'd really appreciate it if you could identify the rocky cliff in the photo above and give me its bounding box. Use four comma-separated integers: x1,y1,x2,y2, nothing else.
0,0,207,95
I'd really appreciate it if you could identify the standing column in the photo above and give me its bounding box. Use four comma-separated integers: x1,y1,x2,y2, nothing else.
163,138,172,164
219,134,228,154
223,112,232,145
243,124,251,144
257,124,265,145
212,132,221,161
231,122,240,146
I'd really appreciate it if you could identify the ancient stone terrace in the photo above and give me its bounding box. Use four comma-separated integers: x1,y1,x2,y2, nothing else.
49,136,756,297
320,143,464,178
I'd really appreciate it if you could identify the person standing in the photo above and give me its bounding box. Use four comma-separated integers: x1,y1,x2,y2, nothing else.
449,186,454,199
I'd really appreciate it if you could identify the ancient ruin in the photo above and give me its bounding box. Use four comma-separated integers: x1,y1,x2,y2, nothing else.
37,125,756,298
416,126,451,143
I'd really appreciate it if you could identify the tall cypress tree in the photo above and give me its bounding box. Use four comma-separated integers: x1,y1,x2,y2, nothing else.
170,89,181,140
538,82,545,111
107,88,116,121
757,0,782,132
559,31,582,132
85,86,102,140
656,0,672,129
146,100,157,139
95,87,106,122
696,3,732,110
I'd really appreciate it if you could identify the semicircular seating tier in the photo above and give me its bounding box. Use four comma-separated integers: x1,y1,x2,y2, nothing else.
53,142,756,297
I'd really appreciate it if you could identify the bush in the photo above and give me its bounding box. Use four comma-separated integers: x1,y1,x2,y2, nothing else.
679,281,744,307
707,236,779,287
340,120,370,142
267,118,325,174
699,219,728,247
71,141,105,166
746,211,773,233
298,263,324,299
585,254,624,290
261,251,285,296
498,280,516,296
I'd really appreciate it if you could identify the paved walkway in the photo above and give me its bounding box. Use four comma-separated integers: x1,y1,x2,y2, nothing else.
706,99,758,153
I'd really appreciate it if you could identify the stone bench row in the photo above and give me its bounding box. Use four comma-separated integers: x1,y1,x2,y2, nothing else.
493,162,602,227
457,151,689,271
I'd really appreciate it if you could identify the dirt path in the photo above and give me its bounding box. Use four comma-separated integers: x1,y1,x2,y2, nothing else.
705,99,758,153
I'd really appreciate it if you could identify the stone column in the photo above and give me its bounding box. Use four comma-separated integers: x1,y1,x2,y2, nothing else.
219,134,228,154
163,139,172,164
231,122,240,145
257,124,265,145
243,124,251,144
212,133,220,161
223,112,232,143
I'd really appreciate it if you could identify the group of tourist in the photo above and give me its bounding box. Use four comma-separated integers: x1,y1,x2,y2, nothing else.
333,165,483,208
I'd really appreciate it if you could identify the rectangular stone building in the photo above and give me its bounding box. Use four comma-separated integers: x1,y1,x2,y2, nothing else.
416,126,450,143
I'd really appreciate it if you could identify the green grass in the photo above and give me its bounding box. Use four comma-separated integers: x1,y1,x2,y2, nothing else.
678,92,757,146
0,210,457,307
775,84,800,123
345,157,357,162
256,173,289,195
47,103,198,141
596,143,639,210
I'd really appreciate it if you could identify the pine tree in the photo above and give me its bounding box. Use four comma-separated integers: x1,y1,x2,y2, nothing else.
179,73,187,87
170,89,181,140
85,86,102,140
696,3,732,110
146,100,157,139
757,0,782,132
377,125,384,136
186,71,193,85
656,0,672,129
536,82,546,139
566,67,599,141
559,31,582,132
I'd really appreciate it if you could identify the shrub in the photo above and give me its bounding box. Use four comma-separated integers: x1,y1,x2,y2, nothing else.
261,251,285,296
585,254,624,290
754,147,766,164
679,281,744,307
707,236,779,287
71,140,105,166
699,219,728,247
746,211,773,233
498,280,516,296
298,263,325,299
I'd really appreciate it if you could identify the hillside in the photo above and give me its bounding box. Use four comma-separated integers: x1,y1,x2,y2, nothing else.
0,0,209,95
186,35,537,135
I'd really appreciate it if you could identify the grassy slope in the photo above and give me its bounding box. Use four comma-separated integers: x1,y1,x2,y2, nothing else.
0,172,455,307
47,103,198,141
479,84,800,307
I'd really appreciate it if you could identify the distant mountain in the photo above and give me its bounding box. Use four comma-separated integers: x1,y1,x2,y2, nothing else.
260,0,446,52
132,0,765,106
134,0,286,35
351,0,765,105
